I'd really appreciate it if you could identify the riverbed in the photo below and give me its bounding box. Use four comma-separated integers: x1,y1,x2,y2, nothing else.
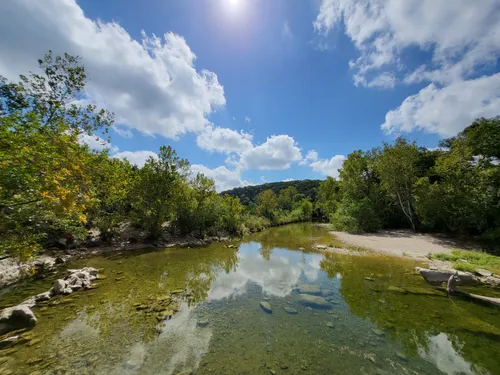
1,224,499,374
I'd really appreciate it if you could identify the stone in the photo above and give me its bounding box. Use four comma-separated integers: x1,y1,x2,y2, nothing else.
378,299,386,304
54,257,65,265
297,284,321,295
260,301,272,314
404,287,445,297
298,247,305,251
197,319,209,328
364,277,374,281
315,245,327,250
326,322,334,328
284,307,298,314
475,269,492,277
396,351,408,362
0,305,37,334
135,305,149,310
416,267,478,286
52,279,72,295
262,296,270,301
387,286,407,294
297,294,331,309
306,307,313,311
372,329,385,337
35,292,51,302
269,370,276,375
320,289,334,297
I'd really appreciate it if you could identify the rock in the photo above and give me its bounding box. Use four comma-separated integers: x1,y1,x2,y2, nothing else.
280,364,289,370
52,279,72,295
197,319,209,328
298,247,305,251
387,286,407,294
260,301,272,314
227,244,237,249
269,370,276,375
54,257,65,265
482,276,500,287
0,335,20,349
297,294,331,309
315,245,327,250
35,292,51,302
297,284,321,295
475,269,492,277
404,287,446,297
396,351,408,362
364,277,374,281
135,305,149,310
372,329,385,337
378,299,385,304
416,267,478,286
284,307,298,314
320,289,334,297
262,296,270,301
0,305,37,334
326,322,334,328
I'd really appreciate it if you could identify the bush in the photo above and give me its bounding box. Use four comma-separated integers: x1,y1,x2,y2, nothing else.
330,198,382,233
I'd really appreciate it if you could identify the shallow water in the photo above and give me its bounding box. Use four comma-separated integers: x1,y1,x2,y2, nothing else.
1,224,500,375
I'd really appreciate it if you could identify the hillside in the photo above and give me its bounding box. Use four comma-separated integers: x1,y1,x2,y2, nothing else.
221,179,322,205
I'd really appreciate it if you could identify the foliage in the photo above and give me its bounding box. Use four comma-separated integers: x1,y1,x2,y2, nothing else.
317,118,500,250
430,249,500,274
256,189,277,220
222,179,321,206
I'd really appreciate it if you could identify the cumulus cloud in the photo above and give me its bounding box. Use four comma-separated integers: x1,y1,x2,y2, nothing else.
114,151,158,167
282,178,295,182
191,164,251,192
196,126,253,154
0,0,225,139
244,116,251,123
313,0,500,136
78,133,119,153
239,135,303,170
309,155,346,178
382,75,500,137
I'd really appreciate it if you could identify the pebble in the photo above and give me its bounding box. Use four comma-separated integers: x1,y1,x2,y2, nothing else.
396,351,408,362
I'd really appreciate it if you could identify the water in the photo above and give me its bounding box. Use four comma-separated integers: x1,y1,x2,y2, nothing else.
1,224,500,375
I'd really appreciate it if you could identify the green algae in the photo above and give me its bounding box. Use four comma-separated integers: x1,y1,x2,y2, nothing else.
0,223,499,375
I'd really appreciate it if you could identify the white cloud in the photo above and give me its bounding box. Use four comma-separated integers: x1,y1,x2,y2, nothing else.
283,178,295,182
112,125,133,138
314,0,500,86
313,0,500,136
191,164,251,192
239,135,303,170
309,154,346,178
0,0,225,139
196,125,253,154
382,75,500,137
244,116,251,123
78,133,119,153
114,150,158,167
282,21,293,39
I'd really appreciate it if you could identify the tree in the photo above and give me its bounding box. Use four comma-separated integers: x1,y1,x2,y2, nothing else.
298,199,313,221
277,186,298,211
315,177,339,218
0,52,114,259
375,138,420,230
257,189,277,220
131,146,189,240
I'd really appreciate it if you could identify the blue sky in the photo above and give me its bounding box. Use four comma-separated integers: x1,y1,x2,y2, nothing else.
1,0,499,190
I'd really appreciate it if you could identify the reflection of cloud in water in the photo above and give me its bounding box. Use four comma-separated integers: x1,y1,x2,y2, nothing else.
303,254,322,282
208,253,302,299
60,312,100,340
133,304,212,375
418,333,479,375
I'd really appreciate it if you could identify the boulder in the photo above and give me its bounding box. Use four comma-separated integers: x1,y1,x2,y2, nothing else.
52,279,72,295
320,289,334,297
315,245,328,250
297,284,321,295
297,294,331,309
35,292,51,302
475,269,492,277
416,267,478,286
284,307,298,314
260,301,272,314
0,305,37,334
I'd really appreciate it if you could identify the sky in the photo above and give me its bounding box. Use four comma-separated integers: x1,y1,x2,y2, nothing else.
1,0,499,191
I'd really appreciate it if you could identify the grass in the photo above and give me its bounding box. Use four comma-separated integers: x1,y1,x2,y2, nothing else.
328,235,372,253
431,249,500,274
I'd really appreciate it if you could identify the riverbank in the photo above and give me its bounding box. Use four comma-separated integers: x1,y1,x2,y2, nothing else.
0,234,236,289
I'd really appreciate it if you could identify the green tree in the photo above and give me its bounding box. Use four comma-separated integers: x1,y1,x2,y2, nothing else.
131,146,189,240
257,189,277,220
375,138,420,230
277,186,298,211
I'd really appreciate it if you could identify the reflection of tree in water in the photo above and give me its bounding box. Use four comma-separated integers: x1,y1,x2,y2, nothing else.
320,252,500,374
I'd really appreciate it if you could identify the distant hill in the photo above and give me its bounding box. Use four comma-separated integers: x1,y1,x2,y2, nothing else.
221,179,322,205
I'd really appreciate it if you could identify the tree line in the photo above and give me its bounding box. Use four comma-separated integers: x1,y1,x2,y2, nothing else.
315,118,500,249
0,52,313,260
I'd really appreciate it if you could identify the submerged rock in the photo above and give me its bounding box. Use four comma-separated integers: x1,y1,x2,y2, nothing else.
260,301,272,314
297,294,331,309
0,305,37,334
395,351,408,362
284,307,298,314
297,284,321,295
320,289,334,297
197,319,209,328
326,322,334,328
372,329,385,337
387,286,407,294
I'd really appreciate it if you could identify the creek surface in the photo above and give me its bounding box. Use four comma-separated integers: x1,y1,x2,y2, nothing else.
1,224,500,375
